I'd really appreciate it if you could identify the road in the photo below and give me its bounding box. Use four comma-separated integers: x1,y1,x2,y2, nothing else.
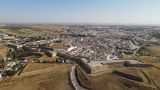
70,65,89,90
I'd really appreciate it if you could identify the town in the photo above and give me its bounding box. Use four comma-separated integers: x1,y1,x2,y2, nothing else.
0,25,160,90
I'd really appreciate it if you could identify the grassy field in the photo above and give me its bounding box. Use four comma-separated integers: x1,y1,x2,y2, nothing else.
22,63,58,73
142,68,160,88
0,63,73,90
0,44,9,57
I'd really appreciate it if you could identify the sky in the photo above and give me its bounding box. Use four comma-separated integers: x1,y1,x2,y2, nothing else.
0,0,160,25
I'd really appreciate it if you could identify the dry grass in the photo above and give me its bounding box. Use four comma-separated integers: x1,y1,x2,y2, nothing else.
120,46,160,89
90,72,155,90
146,46,160,53
124,46,160,69
26,52,59,62
49,44,69,49
139,46,160,69
76,66,157,90
38,55,59,61
123,53,136,60
114,68,141,78
22,63,57,73
0,63,73,90
143,68,160,88
0,25,65,36
0,44,9,57
0,29,14,35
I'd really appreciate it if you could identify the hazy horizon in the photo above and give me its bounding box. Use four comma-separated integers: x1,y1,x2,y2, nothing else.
1,0,160,25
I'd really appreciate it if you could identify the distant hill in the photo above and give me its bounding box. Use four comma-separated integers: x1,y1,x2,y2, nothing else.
0,24,65,36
